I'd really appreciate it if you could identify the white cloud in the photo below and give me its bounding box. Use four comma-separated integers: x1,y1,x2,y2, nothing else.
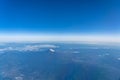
20,44,58,51
117,58,120,60
73,51,79,53
49,49,55,53
0,44,58,52
15,76,23,80
0,47,14,52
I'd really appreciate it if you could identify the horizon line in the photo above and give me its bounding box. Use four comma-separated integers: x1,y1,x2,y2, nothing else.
0,34,119,43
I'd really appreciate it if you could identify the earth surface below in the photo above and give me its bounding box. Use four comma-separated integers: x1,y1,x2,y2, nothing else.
0,42,120,80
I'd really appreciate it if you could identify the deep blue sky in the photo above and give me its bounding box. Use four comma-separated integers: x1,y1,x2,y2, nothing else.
0,0,120,34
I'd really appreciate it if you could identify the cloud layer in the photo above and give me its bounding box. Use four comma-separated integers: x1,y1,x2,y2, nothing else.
0,44,58,52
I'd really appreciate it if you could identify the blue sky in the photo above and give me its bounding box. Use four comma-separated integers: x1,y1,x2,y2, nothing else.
0,0,120,34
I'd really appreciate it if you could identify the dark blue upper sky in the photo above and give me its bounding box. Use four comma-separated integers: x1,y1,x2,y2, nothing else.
0,0,120,34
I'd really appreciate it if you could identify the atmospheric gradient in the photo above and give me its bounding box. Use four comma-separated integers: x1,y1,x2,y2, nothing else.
0,0,120,80
0,0,120,35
